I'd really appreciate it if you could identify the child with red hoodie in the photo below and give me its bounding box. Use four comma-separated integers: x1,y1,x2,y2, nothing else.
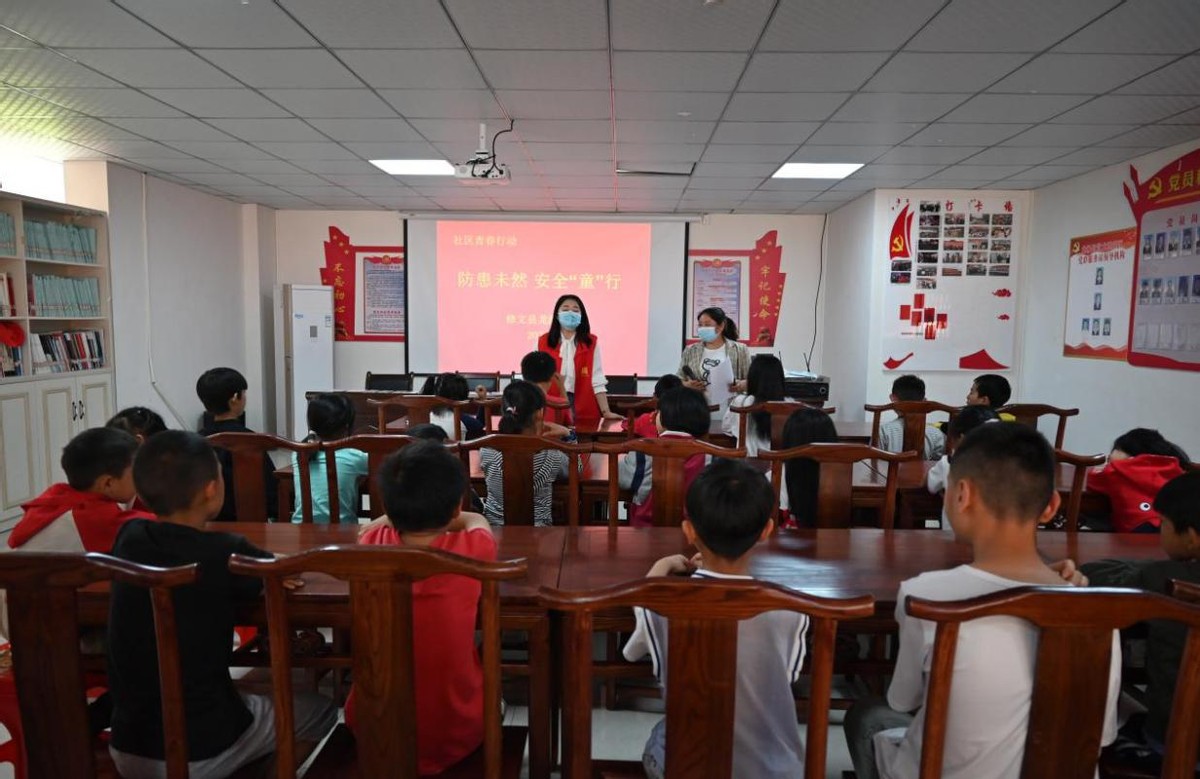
9,427,153,552
1087,428,1189,533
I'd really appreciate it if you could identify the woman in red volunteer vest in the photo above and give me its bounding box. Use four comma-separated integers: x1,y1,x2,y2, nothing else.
536,294,623,423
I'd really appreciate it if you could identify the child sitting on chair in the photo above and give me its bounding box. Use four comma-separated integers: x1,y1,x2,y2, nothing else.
480,380,568,526
624,458,806,779
623,373,683,439
877,374,945,461
845,423,1119,779
1086,428,1189,533
293,393,367,524
619,386,711,527
352,442,497,774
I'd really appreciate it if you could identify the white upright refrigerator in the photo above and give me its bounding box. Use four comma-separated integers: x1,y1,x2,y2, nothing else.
281,284,334,440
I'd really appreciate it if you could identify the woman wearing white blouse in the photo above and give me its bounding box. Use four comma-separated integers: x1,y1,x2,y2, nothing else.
536,294,621,422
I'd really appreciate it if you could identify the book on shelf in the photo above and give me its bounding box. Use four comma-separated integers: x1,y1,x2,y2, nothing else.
27,274,101,317
0,271,14,317
30,329,104,374
21,219,97,264
0,213,15,256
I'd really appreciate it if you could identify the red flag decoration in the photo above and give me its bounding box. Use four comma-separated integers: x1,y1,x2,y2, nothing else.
748,230,785,346
321,226,407,342
888,204,914,259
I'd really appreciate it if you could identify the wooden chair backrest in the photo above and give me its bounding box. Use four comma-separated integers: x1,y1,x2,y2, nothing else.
229,547,527,779
1174,579,1200,604
622,397,659,439
542,578,874,779
1053,448,1106,532
368,395,465,438
0,553,197,779
865,400,958,453
758,443,919,529
729,400,833,449
458,434,592,526
207,432,317,523
316,435,458,520
594,438,746,527
1000,404,1080,449
907,587,1200,779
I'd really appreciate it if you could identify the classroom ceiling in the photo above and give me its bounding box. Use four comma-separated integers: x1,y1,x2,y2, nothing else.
1,0,1199,214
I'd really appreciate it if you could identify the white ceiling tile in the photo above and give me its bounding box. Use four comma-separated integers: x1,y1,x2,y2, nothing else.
1095,124,1200,147
205,118,327,142
497,91,610,120
1050,95,1199,125
1001,123,1135,146
25,88,184,118
904,123,1030,146
473,51,607,91
611,0,775,51
742,53,889,92
304,119,422,143
943,94,1090,123
811,192,861,202
614,52,747,92
1009,165,1094,181
1116,56,1200,95
143,89,291,118
513,120,613,143
261,89,396,118
199,49,359,89
687,177,768,189
710,122,819,144
990,54,1176,94
857,164,946,179
615,144,704,162
408,119,503,143
909,177,991,189
322,174,401,188
0,115,138,142
228,159,310,175
1056,0,1200,54
447,0,606,49
219,185,301,200
168,141,276,159
960,147,1070,165
339,49,485,89
616,120,713,144
254,141,359,160
381,90,503,120
293,159,381,174
875,146,983,165
979,179,1044,189
805,122,925,145
863,53,1033,93
0,89,67,118
761,0,943,51
280,185,356,198
833,93,969,123
701,145,797,163
254,173,334,187
62,49,238,88
789,145,891,162
692,162,780,178
930,164,1032,179
280,0,462,48
907,0,1119,52
82,139,192,158
614,176,688,189
522,142,612,160
4,0,172,46
725,93,847,122
1050,147,1156,166
177,172,264,189
0,49,121,88
1162,107,1200,124
743,191,813,203
120,157,231,174
552,200,616,211
108,117,234,141
615,92,730,121
115,0,316,46
539,165,612,180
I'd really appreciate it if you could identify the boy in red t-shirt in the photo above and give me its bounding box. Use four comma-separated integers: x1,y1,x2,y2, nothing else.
623,374,684,440
351,442,497,774
618,387,711,527
9,427,153,553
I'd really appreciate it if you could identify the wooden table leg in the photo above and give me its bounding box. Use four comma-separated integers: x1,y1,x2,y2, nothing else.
528,614,552,779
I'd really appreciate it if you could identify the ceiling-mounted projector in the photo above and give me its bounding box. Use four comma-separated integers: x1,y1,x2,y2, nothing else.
455,121,512,185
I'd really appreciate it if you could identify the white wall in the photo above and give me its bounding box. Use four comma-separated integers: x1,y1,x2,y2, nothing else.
1021,138,1200,455
273,210,406,403
822,193,876,421
65,162,256,430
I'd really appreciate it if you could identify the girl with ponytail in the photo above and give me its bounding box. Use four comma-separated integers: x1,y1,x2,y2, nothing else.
292,393,368,524
481,380,568,526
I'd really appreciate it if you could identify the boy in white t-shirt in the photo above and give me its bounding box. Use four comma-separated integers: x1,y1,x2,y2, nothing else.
845,423,1120,779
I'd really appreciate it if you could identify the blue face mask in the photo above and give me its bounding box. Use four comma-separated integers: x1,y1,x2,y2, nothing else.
697,326,719,343
558,310,582,329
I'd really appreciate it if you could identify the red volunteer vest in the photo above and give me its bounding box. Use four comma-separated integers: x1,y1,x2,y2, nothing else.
537,332,600,422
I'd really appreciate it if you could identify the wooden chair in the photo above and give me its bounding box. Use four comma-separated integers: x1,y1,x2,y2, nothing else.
0,553,197,779
865,401,958,455
621,397,658,439
729,400,836,450
228,546,529,779
594,439,746,527
758,443,919,530
1000,404,1080,449
1054,449,1106,532
1175,579,1200,603
541,578,875,779
369,395,466,438
458,434,592,526
315,435,457,520
364,371,412,391
907,587,1200,779
208,432,318,523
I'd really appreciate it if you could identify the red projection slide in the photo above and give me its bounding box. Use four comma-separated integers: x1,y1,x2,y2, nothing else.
436,221,652,373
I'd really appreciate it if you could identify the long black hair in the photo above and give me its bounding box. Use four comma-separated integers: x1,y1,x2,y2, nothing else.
107,406,168,440
497,380,546,434
781,408,838,527
698,306,739,341
546,294,593,349
305,393,355,442
745,354,785,436
1112,428,1191,467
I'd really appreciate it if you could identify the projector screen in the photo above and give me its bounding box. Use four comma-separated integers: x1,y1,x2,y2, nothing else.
408,219,687,377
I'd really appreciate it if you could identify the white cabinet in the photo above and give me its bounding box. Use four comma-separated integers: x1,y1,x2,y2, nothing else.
32,373,114,490
0,387,38,530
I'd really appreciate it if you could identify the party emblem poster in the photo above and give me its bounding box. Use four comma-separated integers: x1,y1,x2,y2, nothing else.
880,192,1026,372
1063,228,1136,361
